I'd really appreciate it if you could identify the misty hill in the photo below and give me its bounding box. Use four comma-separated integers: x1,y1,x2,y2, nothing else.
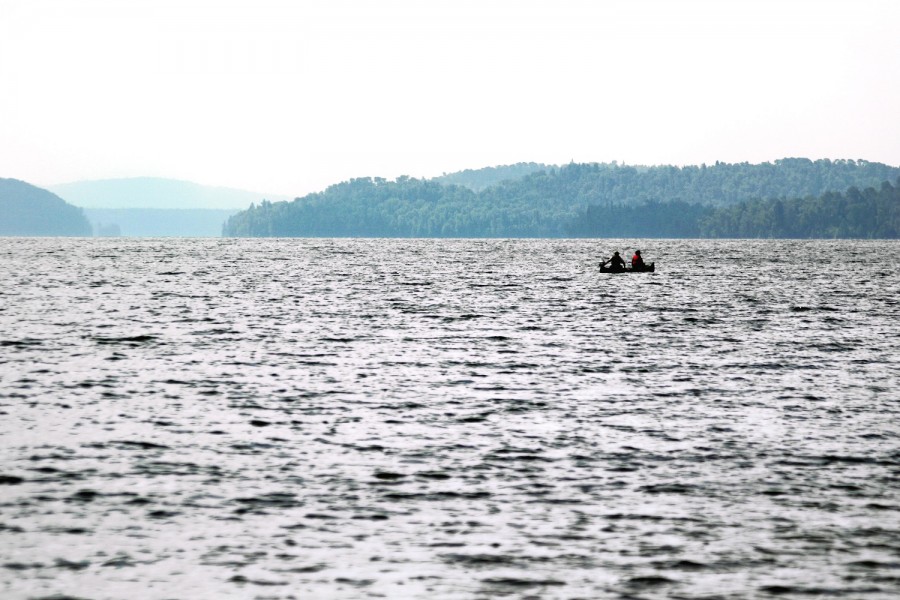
49,177,290,210
431,162,555,192
83,208,240,237
0,178,92,236
223,158,900,238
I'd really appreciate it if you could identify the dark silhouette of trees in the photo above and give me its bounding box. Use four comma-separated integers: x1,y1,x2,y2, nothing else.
223,160,900,238
699,179,900,238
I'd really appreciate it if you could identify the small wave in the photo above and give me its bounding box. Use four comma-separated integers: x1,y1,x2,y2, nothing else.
0,339,42,347
759,584,884,596
651,559,710,571
3,561,42,570
91,334,158,345
234,493,303,509
53,558,91,571
383,491,491,501
110,440,170,450
482,577,566,588
229,575,288,586
626,575,678,587
441,553,518,566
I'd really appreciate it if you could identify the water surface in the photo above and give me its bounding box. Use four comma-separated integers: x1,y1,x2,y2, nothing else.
1,238,898,599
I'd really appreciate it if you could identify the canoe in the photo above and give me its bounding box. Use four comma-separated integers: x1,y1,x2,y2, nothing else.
599,262,655,273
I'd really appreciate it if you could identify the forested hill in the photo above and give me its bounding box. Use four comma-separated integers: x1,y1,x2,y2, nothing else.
0,178,92,236
481,158,900,207
568,179,900,239
431,162,554,192
223,159,900,238
700,179,900,239
226,177,479,237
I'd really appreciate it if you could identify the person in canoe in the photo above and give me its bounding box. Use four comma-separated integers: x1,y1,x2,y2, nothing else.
631,249,646,270
601,251,627,272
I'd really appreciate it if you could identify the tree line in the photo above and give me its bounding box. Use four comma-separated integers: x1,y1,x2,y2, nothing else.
699,180,900,238
223,159,900,238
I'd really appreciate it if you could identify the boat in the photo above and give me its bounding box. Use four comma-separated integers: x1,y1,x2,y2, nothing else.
599,262,655,273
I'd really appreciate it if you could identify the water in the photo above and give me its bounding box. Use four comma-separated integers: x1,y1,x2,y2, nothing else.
1,238,898,600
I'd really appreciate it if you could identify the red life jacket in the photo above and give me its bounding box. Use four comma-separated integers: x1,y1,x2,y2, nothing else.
632,253,643,267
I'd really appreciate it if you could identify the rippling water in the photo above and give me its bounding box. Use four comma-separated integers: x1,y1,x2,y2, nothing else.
1,238,899,600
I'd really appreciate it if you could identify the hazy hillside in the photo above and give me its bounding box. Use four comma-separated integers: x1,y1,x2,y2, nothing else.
0,178,92,236
83,208,240,237
224,158,900,238
49,177,290,210
431,162,555,191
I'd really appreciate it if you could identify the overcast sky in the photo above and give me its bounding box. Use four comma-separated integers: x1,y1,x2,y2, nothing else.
1,0,898,197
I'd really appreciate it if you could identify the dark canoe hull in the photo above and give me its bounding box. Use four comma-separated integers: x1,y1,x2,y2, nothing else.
599,262,655,273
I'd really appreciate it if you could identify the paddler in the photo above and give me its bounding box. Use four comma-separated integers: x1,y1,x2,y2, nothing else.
631,249,646,270
601,251,627,272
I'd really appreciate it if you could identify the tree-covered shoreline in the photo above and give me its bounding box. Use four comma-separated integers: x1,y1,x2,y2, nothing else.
224,159,900,239
699,181,900,238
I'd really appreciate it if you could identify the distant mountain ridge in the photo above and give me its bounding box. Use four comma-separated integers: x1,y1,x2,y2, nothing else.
49,177,290,210
224,158,900,238
0,178,92,236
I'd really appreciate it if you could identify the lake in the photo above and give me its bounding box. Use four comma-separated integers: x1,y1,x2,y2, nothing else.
1,237,898,599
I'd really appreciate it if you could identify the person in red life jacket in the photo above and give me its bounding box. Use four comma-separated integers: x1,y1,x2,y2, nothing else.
601,251,626,271
631,249,645,270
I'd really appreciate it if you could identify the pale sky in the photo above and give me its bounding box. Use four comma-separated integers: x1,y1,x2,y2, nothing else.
1,0,898,197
